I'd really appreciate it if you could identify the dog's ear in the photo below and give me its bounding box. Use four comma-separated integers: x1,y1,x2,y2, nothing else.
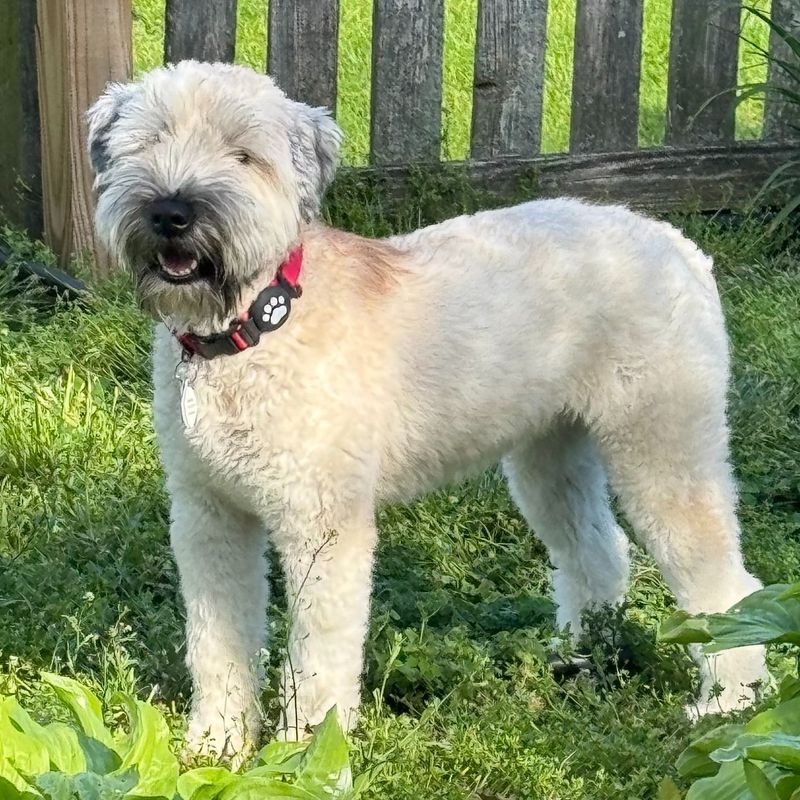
86,82,135,175
289,104,343,222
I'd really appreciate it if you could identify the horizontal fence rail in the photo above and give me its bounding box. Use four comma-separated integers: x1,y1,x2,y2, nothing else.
0,0,798,270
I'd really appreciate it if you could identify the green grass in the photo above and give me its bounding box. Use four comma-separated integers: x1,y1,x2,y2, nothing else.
132,0,772,162
1,203,799,798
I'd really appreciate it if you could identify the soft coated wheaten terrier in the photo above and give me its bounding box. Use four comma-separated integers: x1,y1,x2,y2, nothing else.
88,61,767,760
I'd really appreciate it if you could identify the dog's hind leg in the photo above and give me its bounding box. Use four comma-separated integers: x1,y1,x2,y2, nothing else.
503,416,631,638
594,383,767,716
170,487,268,763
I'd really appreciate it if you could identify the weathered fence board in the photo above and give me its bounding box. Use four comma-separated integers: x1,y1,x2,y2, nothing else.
268,0,339,111
0,0,42,237
765,0,800,140
570,0,644,153
352,141,797,212
471,0,548,159
667,0,741,146
36,0,132,272
165,0,237,64
370,0,445,165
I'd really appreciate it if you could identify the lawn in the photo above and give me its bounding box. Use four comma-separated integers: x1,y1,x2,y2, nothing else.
2,201,799,797
2,1,799,798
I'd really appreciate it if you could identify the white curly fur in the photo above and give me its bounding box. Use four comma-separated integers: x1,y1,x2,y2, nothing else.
89,61,768,761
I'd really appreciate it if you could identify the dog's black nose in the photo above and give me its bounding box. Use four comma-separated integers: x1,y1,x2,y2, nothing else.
146,197,196,238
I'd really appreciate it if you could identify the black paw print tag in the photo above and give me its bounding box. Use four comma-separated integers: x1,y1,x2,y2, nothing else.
257,285,292,332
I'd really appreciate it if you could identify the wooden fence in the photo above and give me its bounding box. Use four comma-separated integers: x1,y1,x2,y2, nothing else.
0,0,798,272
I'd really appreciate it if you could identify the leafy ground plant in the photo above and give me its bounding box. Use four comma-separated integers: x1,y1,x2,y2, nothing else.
0,673,357,800
659,583,800,799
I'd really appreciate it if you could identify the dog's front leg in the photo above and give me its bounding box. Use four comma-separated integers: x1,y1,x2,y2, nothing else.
272,502,377,740
169,487,268,762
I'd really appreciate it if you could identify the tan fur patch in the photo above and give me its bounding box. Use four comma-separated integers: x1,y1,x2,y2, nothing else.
316,227,407,298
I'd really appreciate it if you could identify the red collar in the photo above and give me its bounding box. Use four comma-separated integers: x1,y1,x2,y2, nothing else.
175,246,303,359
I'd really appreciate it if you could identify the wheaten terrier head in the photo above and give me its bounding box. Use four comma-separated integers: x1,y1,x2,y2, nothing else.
87,61,342,321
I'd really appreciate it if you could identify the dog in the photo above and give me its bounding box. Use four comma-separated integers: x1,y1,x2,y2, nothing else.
87,60,768,760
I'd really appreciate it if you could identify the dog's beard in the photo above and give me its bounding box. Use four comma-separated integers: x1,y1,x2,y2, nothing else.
114,216,272,331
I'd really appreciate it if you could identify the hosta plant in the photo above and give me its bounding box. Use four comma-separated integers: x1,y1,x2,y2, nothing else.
659,582,800,799
0,673,358,799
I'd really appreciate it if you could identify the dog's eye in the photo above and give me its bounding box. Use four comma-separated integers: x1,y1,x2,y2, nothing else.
234,151,252,165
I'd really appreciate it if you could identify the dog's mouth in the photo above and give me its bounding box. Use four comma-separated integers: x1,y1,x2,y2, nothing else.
151,246,212,284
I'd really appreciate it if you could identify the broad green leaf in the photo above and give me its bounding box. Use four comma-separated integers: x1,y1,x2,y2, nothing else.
75,733,120,776
713,734,800,771
218,777,318,799
776,773,800,800
687,761,785,800
698,585,800,653
659,611,713,646
3,697,86,774
245,763,306,780
255,741,308,774
190,788,231,800
778,586,800,602
677,723,745,778
0,698,50,778
780,677,800,704
748,698,800,737
36,724,86,775
744,760,780,800
0,758,40,798
81,768,138,798
41,674,115,751
110,693,178,799
660,585,800,652
177,767,236,800
35,772,74,800
294,709,351,795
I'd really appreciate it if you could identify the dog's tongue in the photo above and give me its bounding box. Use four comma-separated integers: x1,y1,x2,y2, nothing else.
158,251,197,277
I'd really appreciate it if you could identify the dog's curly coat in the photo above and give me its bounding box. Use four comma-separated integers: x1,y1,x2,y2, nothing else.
88,61,767,759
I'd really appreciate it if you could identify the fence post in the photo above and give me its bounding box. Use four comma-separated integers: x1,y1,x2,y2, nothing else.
0,0,42,237
471,0,549,159
666,0,741,146
36,0,132,274
765,0,800,140
570,0,644,154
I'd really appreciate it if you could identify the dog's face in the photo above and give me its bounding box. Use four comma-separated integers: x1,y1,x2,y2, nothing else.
87,61,341,323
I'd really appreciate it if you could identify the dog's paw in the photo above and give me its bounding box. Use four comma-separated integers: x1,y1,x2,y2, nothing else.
262,295,288,327
183,714,253,770
685,688,755,722
687,644,770,722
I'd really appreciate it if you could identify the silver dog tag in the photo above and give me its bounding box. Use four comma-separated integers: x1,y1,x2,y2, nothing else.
176,358,199,430
180,382,198,430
